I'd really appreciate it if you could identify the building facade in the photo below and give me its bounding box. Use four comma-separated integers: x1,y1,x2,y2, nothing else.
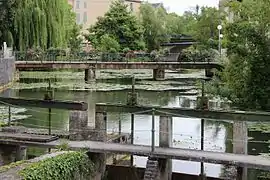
68,0,141,29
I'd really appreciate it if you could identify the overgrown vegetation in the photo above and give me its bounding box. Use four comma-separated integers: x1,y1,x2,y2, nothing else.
0,0,79,51
206,0,270,110
20,152,95,180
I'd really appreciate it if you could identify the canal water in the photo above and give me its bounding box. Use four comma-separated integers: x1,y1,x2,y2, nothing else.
0,69,269,179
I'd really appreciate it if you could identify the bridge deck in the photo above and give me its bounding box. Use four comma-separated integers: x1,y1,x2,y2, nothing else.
1,139,270,171
0,132,58,142
15,61,224,70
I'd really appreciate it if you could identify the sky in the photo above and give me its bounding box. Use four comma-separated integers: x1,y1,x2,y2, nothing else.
146,0,220,15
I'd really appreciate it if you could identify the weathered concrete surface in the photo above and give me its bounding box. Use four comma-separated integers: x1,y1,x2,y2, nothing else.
0,144,27,166
153,69,165,80
93,112,107,180
0,58,15,86
1,139,270,171
69,111,89,140
16,61,224,71
106,165,224,180
159,116,172,180
0,131,58,142
84,68,96,82
69,110,107,180
0,58,15,92
0,96,88,111
233,121,248,180
95,103,270,122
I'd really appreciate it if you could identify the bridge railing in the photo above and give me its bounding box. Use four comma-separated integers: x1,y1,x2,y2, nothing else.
14,51,214,63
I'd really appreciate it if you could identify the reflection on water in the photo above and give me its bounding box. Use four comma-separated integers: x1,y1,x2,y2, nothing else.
2,88,231,178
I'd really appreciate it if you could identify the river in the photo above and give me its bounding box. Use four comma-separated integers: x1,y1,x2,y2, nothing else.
0,69,269,179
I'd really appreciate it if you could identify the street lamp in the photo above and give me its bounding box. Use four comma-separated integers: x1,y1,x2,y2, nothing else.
217,25,222,56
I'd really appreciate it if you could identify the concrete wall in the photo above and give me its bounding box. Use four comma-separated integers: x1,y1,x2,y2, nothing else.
0,57,15,90
106,165,224,180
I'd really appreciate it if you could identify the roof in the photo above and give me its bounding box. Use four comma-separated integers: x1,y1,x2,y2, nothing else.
151,3,163,9
125,0,142,3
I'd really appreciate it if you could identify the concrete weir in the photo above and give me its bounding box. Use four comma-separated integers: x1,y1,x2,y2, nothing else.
0,46,16,93
84,67,96,82
69,110,106,179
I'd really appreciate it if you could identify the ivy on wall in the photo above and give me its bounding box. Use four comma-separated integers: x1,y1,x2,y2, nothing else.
19,151,95,180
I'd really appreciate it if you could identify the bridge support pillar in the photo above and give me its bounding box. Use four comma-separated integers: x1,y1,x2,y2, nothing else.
69,111,88,140
0,144,27,165
205,68,214,78
153,69,165,80
233,121,248,180
159,116,172,180
84,68,96,82
15,146,27,161
92,111,107,180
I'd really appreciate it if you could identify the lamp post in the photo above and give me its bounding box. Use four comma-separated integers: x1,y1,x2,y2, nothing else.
217,25,222,56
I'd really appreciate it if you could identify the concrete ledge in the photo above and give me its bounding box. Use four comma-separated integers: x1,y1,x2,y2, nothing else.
95,103,270,122
0,97,88,111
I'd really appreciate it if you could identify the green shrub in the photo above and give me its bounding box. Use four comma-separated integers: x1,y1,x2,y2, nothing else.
20,152,95,180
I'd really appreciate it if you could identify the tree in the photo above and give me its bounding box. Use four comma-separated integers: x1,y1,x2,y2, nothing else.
166,13,185,35
0,0,77,50
0,0,18,47
217,0,270,110
180,11,197,36
192,7,225,49
86,0,145,51
98,34,120,52
139,3,168,51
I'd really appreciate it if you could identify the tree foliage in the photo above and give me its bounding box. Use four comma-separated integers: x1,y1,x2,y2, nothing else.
166,13,185,35
86,0,145,51
68,25,83,53
0,0,77,51
20,152,95,180
0,0,18,47
192,7,225,49
139,3,168,51
217,0,270,110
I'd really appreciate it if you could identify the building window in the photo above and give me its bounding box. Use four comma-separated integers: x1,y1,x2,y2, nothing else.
76,0,80,9
76,13,80,24
130,3,133,12
84,1,87,8
83,12,87,23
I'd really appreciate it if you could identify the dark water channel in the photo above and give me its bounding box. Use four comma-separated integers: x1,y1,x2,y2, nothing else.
0,70,269,179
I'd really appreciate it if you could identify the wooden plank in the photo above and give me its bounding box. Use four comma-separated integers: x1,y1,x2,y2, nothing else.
96,103,270,122
0,132,58,142
0,97,88,111
0,139,270,171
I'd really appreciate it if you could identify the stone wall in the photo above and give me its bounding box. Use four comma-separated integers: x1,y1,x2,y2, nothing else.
0,57,15,89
